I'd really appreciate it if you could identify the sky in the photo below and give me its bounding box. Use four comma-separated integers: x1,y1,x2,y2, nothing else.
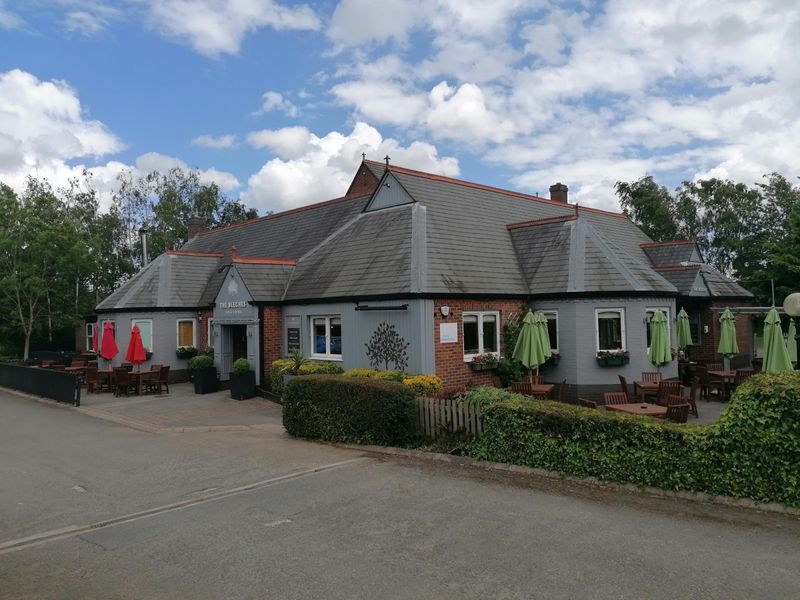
1,0,798,214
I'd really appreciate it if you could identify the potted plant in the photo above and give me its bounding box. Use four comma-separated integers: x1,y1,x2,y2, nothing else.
281,349,308,386
471,353,499,371
230,358,256,400
176,346,198,360
189,354,218,394
596,350,630,367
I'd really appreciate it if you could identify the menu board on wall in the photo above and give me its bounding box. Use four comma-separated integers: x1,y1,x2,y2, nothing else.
287,327,301,351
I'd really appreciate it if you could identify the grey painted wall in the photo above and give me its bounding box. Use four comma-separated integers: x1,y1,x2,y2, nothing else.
97,310,201,373
530,297,678,387
281,299,435,374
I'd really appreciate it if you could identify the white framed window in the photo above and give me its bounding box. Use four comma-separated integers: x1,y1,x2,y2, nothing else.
207,318,214,349
645,307,670,352
540,310,559,352
596,309,626,352
463,311,500,361
132,319,153,352
311,316,342,359
176,319,197,348
86,323,95,351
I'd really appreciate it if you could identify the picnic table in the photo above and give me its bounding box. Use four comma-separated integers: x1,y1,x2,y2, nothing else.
633,380,659,402
605,402,667,419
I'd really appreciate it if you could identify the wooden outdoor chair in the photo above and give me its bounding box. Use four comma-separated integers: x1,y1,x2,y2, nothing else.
120,362,134,371
149,363,162,372
158,366,170,394
84,367,101,394
666,403,690,423
70,359,86,368
555,379,567,402
641,371,662,383
687,376,700,418
656,380,683,406
666,393,688,406
529,375,544,385
733,368,755,388
603,392,628,407
113,368,134,397
618,375,631,401
579,398,597,409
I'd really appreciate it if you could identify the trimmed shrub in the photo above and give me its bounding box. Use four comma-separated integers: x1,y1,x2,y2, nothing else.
232,358,251,373
269,358,344,395
373,370,406,382
343,368,379,378
440,385,468,400
496,358,526,387
283,375,417,445
461,386,521,408
465,372,800,507
402,374,444,397
188,355,213,370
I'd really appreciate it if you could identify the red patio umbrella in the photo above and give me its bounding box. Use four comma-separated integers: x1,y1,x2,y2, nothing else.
99,321,119,360
125,325,147,366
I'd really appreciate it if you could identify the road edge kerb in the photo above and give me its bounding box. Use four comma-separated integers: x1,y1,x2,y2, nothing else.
336,443,800,517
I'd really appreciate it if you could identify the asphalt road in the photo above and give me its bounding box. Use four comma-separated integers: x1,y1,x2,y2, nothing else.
1,391,799,599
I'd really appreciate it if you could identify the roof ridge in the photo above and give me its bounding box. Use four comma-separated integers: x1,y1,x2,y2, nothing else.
653,265,701,272
166,250,225,257
640,239,697,248
194,192,371,238
233,257,296,266
365,160,627,219
507,215,577,230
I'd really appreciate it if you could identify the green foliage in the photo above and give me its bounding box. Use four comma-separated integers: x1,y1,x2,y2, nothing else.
232,358,251,373
269,358,344,395
502,317,522,357
198,347,214,357
283,375,417,445
176,346,198,360
343,368,406,382
615,176,679,242
283,349,309,375
466,373,800,506
188,355,214,370
402,375,444,397
496,358,526,387
461,386,522,408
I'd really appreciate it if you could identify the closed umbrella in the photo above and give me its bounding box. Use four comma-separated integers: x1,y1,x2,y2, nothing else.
99,321,119,361
125,325,147,366
92,326,99,353
676,308,692,352
512,311,550,380
647,309,672,372
533,311,553,366
787,319,797,365
762,309,793,373
717,309,739,357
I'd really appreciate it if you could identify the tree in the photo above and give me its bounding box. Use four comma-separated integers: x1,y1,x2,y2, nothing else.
364,322,410,371
615,176,679,242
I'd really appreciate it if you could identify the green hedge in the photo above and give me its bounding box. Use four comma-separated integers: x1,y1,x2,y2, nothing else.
466,372,800,507
282,375,417,445
269,358,344,395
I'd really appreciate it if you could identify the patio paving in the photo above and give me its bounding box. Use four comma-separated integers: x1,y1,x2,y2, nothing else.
76,383,282,432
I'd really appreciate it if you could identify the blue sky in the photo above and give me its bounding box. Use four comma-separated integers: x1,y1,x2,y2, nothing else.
1,0,798,213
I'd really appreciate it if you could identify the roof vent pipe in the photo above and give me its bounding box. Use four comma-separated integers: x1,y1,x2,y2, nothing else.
138,227,149,267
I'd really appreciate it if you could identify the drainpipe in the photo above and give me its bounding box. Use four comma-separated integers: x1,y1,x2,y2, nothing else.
139,227,149,267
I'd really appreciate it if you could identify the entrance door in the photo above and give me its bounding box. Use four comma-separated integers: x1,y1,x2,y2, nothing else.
231,324,247,362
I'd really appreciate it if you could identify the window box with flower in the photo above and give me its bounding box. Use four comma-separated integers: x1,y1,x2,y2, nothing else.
596,350,629,367
471,353,499,371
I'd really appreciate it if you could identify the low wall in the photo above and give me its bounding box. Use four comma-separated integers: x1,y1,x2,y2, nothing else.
0,363,81,406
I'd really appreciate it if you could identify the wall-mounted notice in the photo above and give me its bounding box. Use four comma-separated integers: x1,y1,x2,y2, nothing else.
440,322,458,343
287,327,301,351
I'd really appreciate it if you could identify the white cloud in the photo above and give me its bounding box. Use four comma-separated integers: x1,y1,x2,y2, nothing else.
247,126,312,158
253,91,298,117
135,152,240,192
328,0,418,48
145,0,320,56
191,133,237,149
0,2,23,29
241,122,458,212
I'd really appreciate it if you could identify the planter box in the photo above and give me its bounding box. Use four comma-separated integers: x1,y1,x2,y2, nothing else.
596,355,630,367
471,362,497,372
193,366,218,394
230,371,256,400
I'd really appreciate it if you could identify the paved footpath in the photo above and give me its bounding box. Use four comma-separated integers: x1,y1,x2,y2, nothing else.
1,389,799,599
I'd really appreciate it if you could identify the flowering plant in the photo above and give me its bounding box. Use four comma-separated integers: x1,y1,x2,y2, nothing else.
472,353,499,366
596,349,628,358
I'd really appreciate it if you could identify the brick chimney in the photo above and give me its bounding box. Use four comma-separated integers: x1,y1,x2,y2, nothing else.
549,182,569,203
186,215,207,239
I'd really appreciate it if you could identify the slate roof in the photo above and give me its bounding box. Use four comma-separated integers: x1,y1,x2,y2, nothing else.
509,216,677,294
97,251,223,310
641,240,701,267
98,160,752,310
655,265,752,298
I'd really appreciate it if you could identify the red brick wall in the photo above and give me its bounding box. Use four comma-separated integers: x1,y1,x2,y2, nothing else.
346,166,380,197
262,306,283,378
198,309,213,349
433,298,525,388
691,300,753,363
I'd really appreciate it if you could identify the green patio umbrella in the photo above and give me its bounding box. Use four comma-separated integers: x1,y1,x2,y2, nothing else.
717,308,739,357
787,319,797,365
647,309,672,371
676,308,692,353
533,311,553,365
762,308,793,373
512,311,550,379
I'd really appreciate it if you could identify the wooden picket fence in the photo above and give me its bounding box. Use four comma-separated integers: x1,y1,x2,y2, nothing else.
416,396,484,439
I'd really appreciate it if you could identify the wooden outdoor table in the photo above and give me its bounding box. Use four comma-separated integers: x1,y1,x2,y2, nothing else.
129,371,157,395
708,370,736,380
64,366,86,373
633,380,659,401
531,384,555,397
605,402,667,419
708,370,736,401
